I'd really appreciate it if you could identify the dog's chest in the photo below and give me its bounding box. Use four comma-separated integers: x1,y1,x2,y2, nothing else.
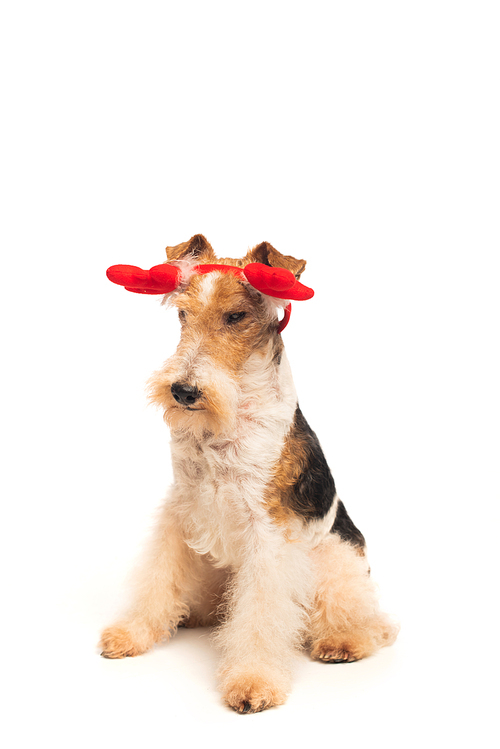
172,424,286,567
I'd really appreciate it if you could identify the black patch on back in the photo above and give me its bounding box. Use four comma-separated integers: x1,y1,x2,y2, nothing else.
330,499,366,549
287,407,336,520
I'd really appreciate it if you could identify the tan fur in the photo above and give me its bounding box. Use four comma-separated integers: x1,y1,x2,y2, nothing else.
243,240,307,278
100,237,398,712
220,668,288,714
308,534,399,662
100,506,227,658
265,413,315,530
165,234,216,263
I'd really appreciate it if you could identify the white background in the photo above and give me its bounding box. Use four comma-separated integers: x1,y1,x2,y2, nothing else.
1,1,499,747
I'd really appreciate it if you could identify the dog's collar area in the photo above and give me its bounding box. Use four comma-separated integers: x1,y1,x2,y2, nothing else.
106,261,313,334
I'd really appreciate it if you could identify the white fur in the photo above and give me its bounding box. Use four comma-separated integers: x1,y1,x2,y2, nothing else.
197,272,218,305
169,344,298,569
290,494,340,546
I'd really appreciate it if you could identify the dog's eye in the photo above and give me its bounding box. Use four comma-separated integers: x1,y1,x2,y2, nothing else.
226,311,246,325
178,310,187,323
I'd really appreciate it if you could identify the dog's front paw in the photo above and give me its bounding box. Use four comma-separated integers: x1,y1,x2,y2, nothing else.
99,623,151,659
222,672,287,714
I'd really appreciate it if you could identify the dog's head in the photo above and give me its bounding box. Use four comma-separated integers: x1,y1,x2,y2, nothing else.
110,235,311,437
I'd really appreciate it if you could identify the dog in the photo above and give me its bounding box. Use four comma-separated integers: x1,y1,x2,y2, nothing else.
100,234,398,714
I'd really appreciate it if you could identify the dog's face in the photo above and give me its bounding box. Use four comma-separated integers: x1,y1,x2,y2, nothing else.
148,235,306,437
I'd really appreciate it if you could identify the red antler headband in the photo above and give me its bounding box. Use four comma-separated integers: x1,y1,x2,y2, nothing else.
106,262,314,333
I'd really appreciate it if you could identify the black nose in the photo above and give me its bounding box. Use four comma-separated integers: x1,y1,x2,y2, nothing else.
171,382,202,406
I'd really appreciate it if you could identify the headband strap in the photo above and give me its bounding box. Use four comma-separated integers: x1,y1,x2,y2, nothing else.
106,261,313,333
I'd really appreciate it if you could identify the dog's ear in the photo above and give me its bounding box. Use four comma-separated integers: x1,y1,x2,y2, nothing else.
245,241,307,279
165,234,215,262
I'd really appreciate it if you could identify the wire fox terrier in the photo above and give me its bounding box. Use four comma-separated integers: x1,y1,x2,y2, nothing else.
101,234,398,713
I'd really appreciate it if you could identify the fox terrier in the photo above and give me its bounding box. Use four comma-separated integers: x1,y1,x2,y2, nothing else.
100,234,398,713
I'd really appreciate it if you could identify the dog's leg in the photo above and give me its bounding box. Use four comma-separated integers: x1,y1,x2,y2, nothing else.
308,533,399,663
100,502,194,659
215,542,312,714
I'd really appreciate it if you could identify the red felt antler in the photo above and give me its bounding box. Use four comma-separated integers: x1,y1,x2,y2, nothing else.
106,264,181,294
243,263,314,300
